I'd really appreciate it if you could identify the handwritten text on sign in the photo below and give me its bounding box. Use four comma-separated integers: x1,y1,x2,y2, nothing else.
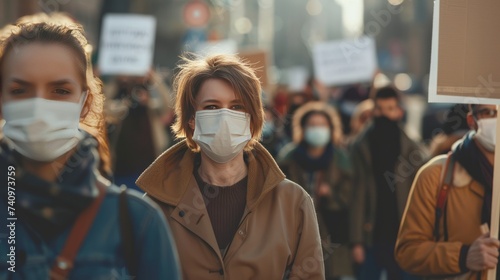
98,14,157,76
313,36,377,86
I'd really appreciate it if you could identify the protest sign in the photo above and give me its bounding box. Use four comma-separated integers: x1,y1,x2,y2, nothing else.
98,14,157,76
428,0,500,104
239,50,270,88
312,36,377,86
283,67,309,92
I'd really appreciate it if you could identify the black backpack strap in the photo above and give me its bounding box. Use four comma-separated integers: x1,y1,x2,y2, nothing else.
119,185,137,277
434,153,456,241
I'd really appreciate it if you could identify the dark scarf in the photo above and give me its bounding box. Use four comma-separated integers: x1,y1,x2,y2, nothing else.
293,142,334,172
368,117,402,244
452,132,493,225
0,132,100,238
369,116,402,179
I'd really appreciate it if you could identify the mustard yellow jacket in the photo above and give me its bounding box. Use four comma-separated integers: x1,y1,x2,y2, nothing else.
137,140,325,280
396,155,486,279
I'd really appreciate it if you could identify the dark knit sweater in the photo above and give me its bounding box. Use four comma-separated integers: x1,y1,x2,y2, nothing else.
194,169,248,250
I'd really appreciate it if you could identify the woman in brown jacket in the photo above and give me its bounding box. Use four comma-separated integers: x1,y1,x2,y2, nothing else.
136,54,324,279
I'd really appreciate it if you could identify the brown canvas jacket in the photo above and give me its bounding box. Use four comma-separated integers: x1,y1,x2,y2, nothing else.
396,155,485,279
136,140,325,280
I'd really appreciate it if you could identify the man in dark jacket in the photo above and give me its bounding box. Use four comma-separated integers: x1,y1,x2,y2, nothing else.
350,86,427,280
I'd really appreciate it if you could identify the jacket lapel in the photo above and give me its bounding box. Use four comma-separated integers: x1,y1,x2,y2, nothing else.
170,176,223,261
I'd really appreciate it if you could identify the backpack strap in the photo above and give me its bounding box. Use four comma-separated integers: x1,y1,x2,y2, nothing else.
119,185,137,277
50,178,108,280
433,153,456,241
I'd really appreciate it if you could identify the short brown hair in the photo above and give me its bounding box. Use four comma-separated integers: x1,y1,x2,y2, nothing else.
370,85,401,102
172,54,264,151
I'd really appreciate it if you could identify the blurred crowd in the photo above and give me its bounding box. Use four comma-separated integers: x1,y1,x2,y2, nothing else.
100,62,472,280
0,10,496,280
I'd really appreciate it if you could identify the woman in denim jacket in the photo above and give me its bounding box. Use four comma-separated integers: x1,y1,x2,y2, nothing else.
0,13,180,280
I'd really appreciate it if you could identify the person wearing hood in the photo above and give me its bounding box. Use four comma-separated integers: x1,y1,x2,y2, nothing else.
277,101,353,280
396,104,499,279
260,106,288,157
0,14,180,279
349,86,427,280
136,54,324,279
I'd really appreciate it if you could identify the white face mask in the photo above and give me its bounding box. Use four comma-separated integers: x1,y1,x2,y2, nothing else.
475,118,497,152
193,108,252,163
304,126,331,148
2,96,86,162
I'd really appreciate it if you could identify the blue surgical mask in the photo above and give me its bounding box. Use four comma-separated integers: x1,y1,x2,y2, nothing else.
304,126,331,147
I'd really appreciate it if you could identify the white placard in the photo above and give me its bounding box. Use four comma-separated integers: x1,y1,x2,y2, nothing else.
284,67,309,92
98,14,157,76
195,39,238,56
312,36,377,86
428,0,500,105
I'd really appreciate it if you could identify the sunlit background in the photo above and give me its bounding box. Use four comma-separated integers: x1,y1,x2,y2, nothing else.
0,0,431,90
0,0,438,141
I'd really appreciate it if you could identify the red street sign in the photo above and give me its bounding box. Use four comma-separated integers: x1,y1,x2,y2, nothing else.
183,1,211,28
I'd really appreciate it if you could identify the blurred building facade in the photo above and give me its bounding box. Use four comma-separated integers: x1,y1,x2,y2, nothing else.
1,0,433,94
364,0,433,93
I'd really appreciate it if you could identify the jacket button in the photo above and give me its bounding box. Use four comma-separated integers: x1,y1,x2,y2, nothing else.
179,210,185,217
219,269,224,275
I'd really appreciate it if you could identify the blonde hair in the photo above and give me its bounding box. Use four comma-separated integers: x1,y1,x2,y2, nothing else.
0,13,111,176
172,54,264,151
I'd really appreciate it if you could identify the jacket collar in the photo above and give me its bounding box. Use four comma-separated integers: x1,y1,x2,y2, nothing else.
136,140,286,210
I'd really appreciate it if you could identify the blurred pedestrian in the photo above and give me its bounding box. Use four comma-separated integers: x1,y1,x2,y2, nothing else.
349,86,427,280
284,92,308,139
278,101,353,280
346,99,374,145
272,85,289,116
396,104,499,279
104,70,173,192
260,106,288,157
136,54,325,279
0,14,180,280
338,84,370,135
428,104,469,157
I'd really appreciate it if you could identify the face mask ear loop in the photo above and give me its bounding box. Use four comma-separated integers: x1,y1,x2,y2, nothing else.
79,91,88,109
78,91,89,127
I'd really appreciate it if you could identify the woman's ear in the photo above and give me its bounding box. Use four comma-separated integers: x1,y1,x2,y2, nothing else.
80,93,92,120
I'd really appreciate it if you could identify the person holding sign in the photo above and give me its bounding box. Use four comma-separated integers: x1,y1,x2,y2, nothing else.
136,54,325,279
396,104,499,279
0,14,180,279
